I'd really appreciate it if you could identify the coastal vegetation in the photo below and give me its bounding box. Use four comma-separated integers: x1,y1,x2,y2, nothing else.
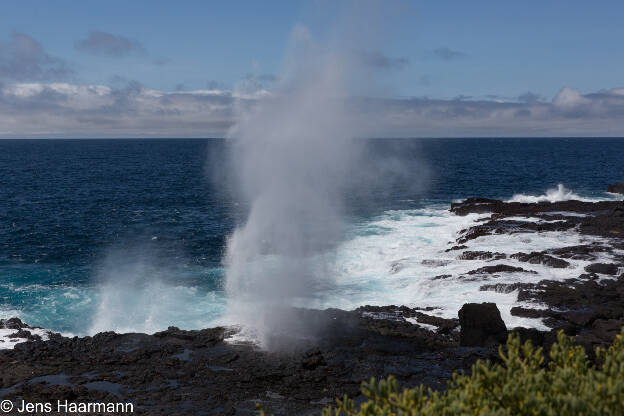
319,329,624,416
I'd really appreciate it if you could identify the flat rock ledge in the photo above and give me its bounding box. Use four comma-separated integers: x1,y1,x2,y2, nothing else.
0,307,488,416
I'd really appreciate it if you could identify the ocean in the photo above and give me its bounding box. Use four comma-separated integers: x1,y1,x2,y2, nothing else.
1,138,623,337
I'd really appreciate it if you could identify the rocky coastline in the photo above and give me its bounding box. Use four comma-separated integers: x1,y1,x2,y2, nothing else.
1,190,623,415
449,195,624,355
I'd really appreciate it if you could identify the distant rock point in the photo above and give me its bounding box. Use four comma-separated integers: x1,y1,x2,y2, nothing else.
608,183,624,195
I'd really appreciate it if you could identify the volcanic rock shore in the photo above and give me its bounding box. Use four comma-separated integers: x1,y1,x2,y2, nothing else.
449,196,624,353
1,196,623,415
0,309,488,416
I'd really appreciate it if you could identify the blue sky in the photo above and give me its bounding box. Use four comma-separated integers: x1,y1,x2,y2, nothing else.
1,0,624,137
4,0,623,98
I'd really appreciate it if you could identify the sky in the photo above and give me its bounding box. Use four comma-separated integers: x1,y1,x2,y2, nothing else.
1,0,624,137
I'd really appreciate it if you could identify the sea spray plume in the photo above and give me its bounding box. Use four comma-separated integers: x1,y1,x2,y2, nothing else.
90,245,173,334
89,244,215,335
223,24,364,348
221,1,424,348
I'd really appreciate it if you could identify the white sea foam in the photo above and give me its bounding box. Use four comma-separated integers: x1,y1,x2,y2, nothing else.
404,317,438,331
0,327,51,350
304,204,620,330
502,216,568,223
507,184,621,203
543,211,589,217
0,307,22,321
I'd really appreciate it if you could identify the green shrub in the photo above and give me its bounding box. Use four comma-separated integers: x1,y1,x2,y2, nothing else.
322,328,624,416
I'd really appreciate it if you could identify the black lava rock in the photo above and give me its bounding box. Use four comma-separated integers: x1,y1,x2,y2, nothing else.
467,265,536,275
458,251,506,261
584,263,620,275
608,183,624,195
510,252,570,268
458,303,508,347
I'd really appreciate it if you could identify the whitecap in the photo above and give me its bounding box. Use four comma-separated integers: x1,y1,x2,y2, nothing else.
507,184,620,203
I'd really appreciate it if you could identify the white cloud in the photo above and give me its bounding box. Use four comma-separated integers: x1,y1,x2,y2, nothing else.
553,86,589,110
2,82,624,138
0,82,236,137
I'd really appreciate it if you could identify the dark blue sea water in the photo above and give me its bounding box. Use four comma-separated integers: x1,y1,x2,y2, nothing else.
1,138,623,335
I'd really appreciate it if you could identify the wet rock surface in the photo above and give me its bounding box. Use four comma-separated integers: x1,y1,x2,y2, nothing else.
458,303,507,347
450,198,622,218
0,318,59,346
458,251,507,261
546,244,614,261
466,264,537,276
0,308,489,416
451,196,624,355
452,199,624,243
0,318,31,330
584,263,621,275
510,252,570,268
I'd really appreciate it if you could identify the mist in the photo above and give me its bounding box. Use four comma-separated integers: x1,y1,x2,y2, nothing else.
222,2,411,348
89,244,223,335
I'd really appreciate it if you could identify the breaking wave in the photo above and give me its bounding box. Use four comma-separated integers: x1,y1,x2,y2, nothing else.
507,184,616,203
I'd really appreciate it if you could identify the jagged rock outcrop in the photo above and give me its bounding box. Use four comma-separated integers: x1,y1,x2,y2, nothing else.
458,303,508,347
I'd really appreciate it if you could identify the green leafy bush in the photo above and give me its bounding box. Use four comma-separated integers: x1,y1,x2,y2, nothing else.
322,328,624,416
